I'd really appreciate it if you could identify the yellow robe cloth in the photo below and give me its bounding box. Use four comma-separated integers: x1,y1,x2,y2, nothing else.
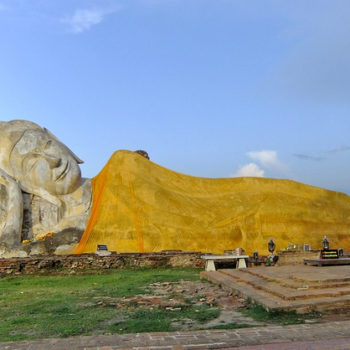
75,150,350,254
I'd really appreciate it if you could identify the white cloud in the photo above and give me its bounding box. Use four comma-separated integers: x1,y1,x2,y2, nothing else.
232,150,289,178
247,150,288,173
232,163,265,178
62,8,118,34
247,150,277,167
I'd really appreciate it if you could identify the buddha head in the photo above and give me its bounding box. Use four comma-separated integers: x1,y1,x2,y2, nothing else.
0,120,83,196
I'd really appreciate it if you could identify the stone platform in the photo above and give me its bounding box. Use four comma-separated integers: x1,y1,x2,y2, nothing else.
201,265,350,314
304,257,350,266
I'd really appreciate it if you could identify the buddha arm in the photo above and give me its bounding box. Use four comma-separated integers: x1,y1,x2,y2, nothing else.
18,183,64,220
0,169,23,248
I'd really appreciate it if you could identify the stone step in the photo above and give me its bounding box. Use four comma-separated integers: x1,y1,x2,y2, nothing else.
219,269,350,301
242,267,350,289
247,265,350,283
200,270,350,314
243,269,350,290
201,270,289,311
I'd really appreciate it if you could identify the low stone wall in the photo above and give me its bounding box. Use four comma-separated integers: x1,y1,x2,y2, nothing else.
276,250,320,265
0,251,205,276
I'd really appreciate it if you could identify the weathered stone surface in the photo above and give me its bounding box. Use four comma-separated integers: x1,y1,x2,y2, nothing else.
0,120,91,257
276,250,321,265
134,149,150,159
0,251,204,275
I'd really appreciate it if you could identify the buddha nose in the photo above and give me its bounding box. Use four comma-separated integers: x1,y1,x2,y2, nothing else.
43,154,62,169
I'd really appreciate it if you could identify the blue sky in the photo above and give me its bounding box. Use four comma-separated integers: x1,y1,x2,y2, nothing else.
1,0,350,194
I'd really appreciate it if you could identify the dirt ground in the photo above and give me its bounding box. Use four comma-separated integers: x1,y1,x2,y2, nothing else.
92,280,267,330
80,271,350,332
106,279,350,328
148,280,268,329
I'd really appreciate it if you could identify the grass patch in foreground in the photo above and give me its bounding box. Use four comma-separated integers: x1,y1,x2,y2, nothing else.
107,306,220,334
240,304,320,325
0,267,207,342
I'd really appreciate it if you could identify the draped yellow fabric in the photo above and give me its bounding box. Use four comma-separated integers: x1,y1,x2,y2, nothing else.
75,150,350,254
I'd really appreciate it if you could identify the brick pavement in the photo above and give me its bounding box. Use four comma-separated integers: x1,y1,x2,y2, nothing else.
229,338,350,349
2,320,350,350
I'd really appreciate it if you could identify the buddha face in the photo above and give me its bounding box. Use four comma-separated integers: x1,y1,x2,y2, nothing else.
9,129,82,195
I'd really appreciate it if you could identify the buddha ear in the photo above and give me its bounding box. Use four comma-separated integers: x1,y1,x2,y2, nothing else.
43,128,84,164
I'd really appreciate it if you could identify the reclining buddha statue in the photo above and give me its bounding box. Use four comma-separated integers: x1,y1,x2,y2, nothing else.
1,119,350,258
0,120,91,257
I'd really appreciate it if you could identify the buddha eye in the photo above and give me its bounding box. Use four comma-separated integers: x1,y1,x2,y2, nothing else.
43,140,52,150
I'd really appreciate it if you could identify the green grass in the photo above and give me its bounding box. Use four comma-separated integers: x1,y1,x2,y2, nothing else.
0,267,211,342
0,267,322,342
240,304,319,325
107,306,220,334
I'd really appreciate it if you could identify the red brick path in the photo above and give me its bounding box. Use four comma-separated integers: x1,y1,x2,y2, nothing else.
2,320,350,349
